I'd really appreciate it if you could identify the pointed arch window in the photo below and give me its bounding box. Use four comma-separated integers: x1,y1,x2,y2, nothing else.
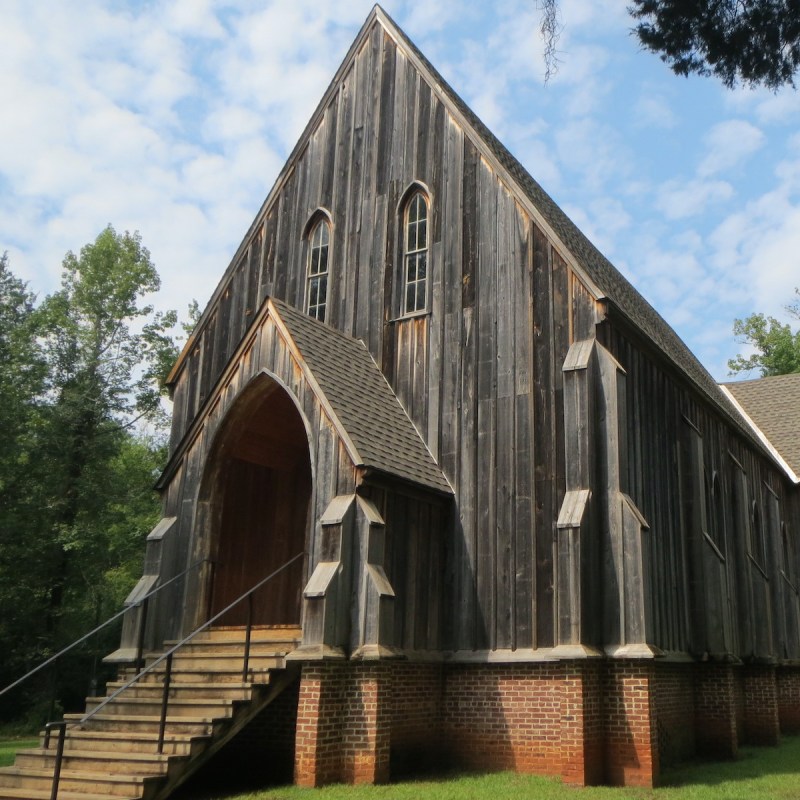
402,191,429,315
306,217,330,322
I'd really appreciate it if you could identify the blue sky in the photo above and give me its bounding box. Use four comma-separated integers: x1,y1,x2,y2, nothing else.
2,0,799,381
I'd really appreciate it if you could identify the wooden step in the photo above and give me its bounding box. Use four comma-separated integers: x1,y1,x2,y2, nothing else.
188,626,301,643
54,729,202,757
0,766,152,797
106,680,257,702
0,786,138,800
123,653,285,680
168,651,285,670
63,712,217,736
0,627,302,800
84,696,236,718
16,747,177,776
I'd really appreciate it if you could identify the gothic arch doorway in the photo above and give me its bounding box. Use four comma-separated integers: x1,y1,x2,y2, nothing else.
201,374,312,627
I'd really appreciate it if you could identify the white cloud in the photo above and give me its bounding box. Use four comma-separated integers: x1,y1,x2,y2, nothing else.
698,120,765,177
633,93,677,129
656,178,734,220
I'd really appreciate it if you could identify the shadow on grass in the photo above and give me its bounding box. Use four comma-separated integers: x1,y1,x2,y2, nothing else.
660,734,800,789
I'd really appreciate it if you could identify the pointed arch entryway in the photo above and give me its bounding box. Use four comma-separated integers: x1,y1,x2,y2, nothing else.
196,372,312,628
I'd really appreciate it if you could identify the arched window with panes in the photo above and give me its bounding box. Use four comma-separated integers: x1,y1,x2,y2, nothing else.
401,190,429,316
306,216,330,322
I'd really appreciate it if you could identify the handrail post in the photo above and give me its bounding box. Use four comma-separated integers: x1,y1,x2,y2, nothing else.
157,653,173,754
48,662,58,725
45,721,66,800
135,596,150,671
242,593,253,683
205,560,216,624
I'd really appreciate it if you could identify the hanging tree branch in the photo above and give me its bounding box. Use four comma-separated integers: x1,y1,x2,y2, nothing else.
538,0,563,82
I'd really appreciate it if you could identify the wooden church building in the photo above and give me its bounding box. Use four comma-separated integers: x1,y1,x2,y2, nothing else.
116,5,800,792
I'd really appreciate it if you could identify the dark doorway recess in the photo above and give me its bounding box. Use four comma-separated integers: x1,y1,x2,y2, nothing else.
208,380,311,626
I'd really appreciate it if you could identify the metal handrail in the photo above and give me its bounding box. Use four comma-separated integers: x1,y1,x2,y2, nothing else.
0,558,210,699
43,551,305,800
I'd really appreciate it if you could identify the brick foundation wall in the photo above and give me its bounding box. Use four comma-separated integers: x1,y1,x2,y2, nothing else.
290,658,799,791
441,663,566,778
777,667,800,734
734,669,745,744
560,662,604,785
742,665,780,745
653,664,695,768
294,662,347,786
294,662,395,787
694,664,738,758
341,664,391,784
603,661,657,787
387,663,444,776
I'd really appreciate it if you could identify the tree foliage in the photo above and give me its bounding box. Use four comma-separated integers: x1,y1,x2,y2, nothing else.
537,0,800,89
0,230,181,726
631,0,800,89
728,289,800,376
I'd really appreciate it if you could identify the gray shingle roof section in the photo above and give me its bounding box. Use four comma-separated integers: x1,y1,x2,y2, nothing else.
376,7,752,441
723,374,800,479
271,298,452,495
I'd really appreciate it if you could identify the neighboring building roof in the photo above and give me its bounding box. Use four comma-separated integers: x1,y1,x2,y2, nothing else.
270,298,452,495
721,374,800,483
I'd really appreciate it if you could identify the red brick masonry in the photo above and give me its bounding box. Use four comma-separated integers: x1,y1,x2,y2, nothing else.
293,661,800,788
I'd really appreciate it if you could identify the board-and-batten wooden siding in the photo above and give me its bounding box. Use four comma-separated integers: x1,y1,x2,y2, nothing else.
165,28,602,654
601,320,800,662
162,17,800,662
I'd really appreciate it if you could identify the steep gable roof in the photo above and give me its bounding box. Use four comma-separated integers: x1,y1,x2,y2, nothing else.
371,7,754,442
721,374,800,483
171,5,770,469
269,298,452,495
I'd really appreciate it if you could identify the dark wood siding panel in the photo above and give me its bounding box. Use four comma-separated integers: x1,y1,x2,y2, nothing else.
332,73,353,333
513,203,535,650
495,186,515,650
475,159,498,650
259,208,278,303
602,320,800,661
531,222,555,649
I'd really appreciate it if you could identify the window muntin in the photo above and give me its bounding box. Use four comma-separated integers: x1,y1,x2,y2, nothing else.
402,192,428,315
306,219,330,322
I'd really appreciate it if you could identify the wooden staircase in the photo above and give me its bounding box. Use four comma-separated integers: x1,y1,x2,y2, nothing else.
0,627,301,800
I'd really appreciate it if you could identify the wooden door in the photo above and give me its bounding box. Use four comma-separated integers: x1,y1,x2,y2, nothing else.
208,386,310,625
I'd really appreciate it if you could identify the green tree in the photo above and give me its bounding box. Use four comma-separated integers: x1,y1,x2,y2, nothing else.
36,226,178,629
728,289,800,376
0,254,50,702
537,0,800,89
0,230,180,723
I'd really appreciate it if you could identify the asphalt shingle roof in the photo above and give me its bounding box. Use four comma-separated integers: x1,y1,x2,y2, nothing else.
723,374,800,480
271,298,452,495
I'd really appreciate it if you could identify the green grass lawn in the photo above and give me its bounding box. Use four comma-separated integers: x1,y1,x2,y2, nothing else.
1,736,799,799
209,736,800,800
0,738,38,768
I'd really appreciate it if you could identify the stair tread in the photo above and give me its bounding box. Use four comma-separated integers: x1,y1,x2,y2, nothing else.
0,788,140,800
60,730,198,743
24,747,180,763
10,631,301,799
87,696,235,706
0,765,153,784
107,681,254,690
64,713,217,723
